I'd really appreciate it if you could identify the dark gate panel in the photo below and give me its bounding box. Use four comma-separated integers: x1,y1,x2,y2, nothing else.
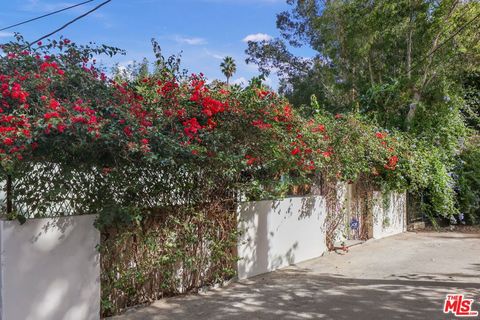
407,192,423,224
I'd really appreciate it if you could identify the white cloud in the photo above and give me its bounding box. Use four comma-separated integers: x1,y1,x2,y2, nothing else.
211,53,224,60
232,77,248,86
0,32,14,38
203,49,225,60
174,36,207,46
117,60,134,70
242,33,272,43
111,60,135,80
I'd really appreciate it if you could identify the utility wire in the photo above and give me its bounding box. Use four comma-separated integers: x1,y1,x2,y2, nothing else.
0,0,94,32
26,0,112,48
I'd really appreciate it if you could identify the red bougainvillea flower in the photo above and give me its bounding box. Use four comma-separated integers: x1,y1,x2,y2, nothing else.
312,124,325,133
183,118,202,138
202,97,225,117
283,105,292,119
322,151,333,158
44,112,61,120
291,147,301,156
190,91,201,102
245,155,257,165
257,90,270,99
22,129,31,137
375,131,387,139
389,155,398,166
384,155,399,170
49,99,60,109
57,124,67,133
163,109,173,117
177,108,186,118
3,137,14,146
9,83,29,103
71,116,88,124
252,119,272,130
306,160,315,171
206,118,217,130
123,126,133,137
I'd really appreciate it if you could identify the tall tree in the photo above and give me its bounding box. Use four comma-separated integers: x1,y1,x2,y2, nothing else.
220,56,236,85
246,0,480,130
245,0,480,219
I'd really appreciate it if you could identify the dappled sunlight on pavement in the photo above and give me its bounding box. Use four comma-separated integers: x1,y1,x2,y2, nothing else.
109,232,480,320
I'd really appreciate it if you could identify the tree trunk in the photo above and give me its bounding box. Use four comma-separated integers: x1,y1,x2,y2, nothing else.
405,2,415,128
407,18,413,80
406,89,421,127
406,1,458,128
368,55,375,86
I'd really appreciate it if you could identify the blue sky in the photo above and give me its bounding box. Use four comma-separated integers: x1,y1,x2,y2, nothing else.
0,0,314,88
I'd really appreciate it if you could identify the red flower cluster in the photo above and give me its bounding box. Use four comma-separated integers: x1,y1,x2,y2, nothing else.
1,39,404,185
245,154,257,165
252,119,272,129
373,131,399,171
375,131,387,139
183,118,202,138
384,155,398,170
291,147,301,156
0,114,31,159
202,97,226,117
311,124,326,133
1,81,29,104
39,61,64,76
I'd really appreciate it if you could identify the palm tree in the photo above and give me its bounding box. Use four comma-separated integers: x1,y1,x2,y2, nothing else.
220,56,236,85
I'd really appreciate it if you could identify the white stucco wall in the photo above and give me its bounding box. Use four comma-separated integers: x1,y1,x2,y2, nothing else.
372,192,406,239
0,215,100,320
237,196,327,279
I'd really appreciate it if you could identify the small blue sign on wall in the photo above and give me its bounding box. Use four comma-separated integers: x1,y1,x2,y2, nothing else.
350,217,359,230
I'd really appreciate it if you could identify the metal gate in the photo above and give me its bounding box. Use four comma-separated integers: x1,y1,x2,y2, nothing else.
344,182,371,241
407,192,423,224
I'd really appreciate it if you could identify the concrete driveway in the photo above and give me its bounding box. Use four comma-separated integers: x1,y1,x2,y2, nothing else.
110,232,480,320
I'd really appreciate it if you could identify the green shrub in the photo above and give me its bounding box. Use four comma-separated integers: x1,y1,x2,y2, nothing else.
455,137,480,224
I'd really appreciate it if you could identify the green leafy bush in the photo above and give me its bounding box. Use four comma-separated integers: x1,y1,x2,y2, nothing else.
455,137,480,224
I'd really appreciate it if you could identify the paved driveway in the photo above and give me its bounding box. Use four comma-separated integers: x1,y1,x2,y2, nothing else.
110,232,480,320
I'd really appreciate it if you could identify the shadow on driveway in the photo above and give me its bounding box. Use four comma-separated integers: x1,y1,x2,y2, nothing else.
110,232,480,320
113,269,480,320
